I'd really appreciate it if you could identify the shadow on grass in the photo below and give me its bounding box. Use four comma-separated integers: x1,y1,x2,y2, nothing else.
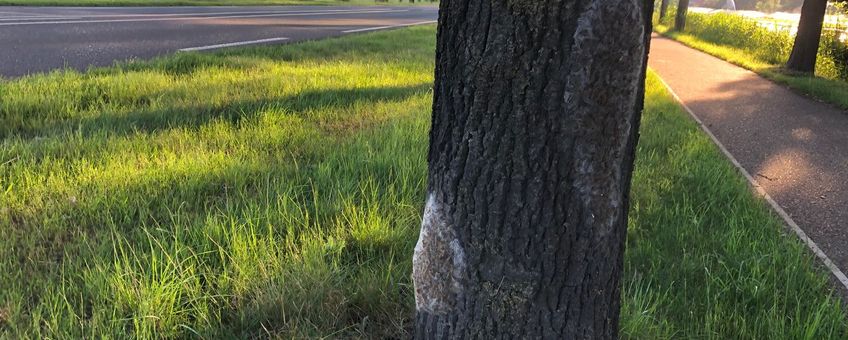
1,25,436,138
7,108,426,338
14,83,431,139
111,26,436,76
0,23,436,339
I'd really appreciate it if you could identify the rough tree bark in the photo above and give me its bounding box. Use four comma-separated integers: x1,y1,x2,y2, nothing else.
675,0,690,31
786,0,828,73
412,0,653,338
660,0,670,19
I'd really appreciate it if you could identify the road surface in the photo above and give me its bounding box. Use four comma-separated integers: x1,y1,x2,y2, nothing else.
0,5,438,77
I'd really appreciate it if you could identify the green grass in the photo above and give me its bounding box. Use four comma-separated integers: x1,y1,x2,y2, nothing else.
655,11,848,109
1,26,435,338
0,25,846,338
0,0,435,6
622,72,847,339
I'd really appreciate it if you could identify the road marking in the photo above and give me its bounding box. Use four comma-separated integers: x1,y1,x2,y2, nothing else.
179,37,289,52
0,9,326,22
0,11,54,15
0,8,400,21
343,25,393,33
0,12,71,20
0,9,407,26
654,74,848,293
0,16,84,21
342,20,437,33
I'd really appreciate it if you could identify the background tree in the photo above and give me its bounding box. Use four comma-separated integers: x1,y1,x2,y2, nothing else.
676,0,691,31
660,0,670,19
786,0,828,73
412,0,653,338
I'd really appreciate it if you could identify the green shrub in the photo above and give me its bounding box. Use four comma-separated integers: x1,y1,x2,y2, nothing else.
659,10,848,81
683,12,792,64
821,31,848,80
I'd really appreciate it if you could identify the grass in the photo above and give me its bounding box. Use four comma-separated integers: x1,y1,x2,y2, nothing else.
0,0,435,6
622,73,847,339
655,11,848,110
1,26,435,338
0,25,846,338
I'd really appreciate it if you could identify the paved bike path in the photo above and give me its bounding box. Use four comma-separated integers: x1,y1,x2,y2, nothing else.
649,34,848,291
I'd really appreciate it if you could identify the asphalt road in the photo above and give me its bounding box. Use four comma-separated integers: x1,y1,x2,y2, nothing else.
0,5,438,77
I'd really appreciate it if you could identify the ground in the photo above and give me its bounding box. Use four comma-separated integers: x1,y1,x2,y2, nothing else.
0,6,437,77
0,25,846,338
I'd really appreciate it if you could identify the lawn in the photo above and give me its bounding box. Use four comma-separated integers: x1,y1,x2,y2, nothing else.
0,25,846,338
655,11,848,110
0,0,433,6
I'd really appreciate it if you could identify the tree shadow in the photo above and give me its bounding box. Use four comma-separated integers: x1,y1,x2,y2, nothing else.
673,72,848,270
102,25,435,77
26,83,432,139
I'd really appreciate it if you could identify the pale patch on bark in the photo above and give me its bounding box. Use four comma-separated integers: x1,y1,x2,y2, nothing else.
412,192,466,314
566,0,646,231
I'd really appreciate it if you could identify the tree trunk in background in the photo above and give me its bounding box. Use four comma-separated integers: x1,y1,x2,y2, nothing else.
412,0,653,338
675,0,690,31
786,0,828,73
660,0,670,19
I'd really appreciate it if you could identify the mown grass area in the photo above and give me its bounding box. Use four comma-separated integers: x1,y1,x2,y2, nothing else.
655,11,848,109
0,25,846,338
622,73,847,339
0,0,434,6
1,26,435,338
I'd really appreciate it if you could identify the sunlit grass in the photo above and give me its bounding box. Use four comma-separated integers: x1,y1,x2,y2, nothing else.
0,26,434,338
0,25,845,338
655,11,848,109
621,72,848,339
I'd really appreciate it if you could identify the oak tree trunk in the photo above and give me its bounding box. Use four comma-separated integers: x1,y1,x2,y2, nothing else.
412,0,653,338
786,0,828,74
660,0,670,19
675,0,690,31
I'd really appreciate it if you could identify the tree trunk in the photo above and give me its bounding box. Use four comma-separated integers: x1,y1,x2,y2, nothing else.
660,0,670,19
675,0,690,31
786,0,828,74
412,0,653,338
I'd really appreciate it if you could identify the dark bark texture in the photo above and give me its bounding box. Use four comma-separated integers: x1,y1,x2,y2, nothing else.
660,0,669,19
412,0,653,339
786,0,828,73
675,0,690,31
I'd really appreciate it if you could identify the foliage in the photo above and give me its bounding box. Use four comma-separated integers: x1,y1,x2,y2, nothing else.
686,11,793,63
692,0,802,11
659,9,848,81
823,34,848,79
